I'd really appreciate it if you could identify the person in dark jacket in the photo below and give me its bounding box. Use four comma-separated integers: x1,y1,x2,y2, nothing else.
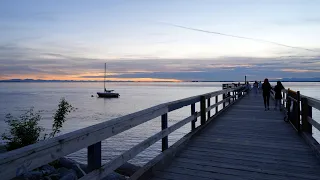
274,81,284,111
262,78,272,110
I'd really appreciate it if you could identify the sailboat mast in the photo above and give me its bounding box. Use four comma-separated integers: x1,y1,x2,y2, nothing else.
104,63,106,90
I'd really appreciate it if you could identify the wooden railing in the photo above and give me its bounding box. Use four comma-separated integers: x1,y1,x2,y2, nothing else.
272,88,320,157
0,85,248,180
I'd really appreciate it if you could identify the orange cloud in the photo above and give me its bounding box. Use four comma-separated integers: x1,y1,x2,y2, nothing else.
1,74,181,82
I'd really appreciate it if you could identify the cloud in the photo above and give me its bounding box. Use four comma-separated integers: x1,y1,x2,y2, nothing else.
1,41,320,81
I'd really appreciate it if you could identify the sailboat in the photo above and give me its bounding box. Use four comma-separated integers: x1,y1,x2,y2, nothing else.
97,63,120,98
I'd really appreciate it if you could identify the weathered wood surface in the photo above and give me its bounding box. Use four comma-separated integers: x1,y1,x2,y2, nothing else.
150,93,320,180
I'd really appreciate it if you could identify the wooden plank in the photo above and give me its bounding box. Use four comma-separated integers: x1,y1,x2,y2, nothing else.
80,112,200,180
182,148,319,168
185,146,319,165
169,159,314,180
0,105,168,180
205,95,236,113
176,153,320,175
308,117,320,131
154,171,213,180
301,95,320,111
157,166,246,180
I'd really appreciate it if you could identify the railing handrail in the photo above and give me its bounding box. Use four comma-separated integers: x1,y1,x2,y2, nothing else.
278,88,320,132
0,85,247,180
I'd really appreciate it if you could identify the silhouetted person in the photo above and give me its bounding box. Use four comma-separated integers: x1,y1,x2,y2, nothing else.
253,81,258,95
258,81,262,93
262,78,272,110
274,81,284,111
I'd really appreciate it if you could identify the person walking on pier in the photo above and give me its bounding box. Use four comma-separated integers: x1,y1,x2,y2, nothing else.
262,78,272,111
258,81,262,93
253,81,258,95
274,81,285,111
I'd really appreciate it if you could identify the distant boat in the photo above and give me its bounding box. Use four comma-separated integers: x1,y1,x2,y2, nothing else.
97,63,120,98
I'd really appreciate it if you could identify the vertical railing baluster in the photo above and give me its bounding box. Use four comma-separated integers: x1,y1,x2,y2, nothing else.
297,91,301,132
223,93,226,108
191,103,196,131
200,95,206,125
88,142,101,172
215,95,218,114
301,98,312,133
161,113,168,151
207,98,211,119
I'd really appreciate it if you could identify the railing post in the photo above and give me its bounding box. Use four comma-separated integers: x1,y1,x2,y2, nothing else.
223,94,226,108
228,91,231,104
282,91,285,107
287,88,291,118
296,91,301,132
215,95,218,114
301,98,312,133
87,142,101,172
191,103,196,131
207,98,211,119
200,95,206,125
161,113,168,151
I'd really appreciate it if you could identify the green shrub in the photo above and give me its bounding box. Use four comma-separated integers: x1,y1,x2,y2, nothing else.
1,98,75,151
1,108,44,151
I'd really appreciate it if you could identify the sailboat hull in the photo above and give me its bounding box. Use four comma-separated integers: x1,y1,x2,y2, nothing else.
97,92,120,98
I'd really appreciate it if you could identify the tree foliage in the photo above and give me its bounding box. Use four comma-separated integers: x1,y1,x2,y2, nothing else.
1,108,44,151
50,98,75,138
1,98,75,151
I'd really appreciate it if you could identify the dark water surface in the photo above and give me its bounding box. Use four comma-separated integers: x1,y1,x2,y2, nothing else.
0,82,319,166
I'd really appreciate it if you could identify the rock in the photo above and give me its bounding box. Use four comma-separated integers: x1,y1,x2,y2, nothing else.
45,173,60,180
100,172,126,180
57,167,70,177
59,169,78,180
41,164,56,175
0,145,7,153
58,157,76,169
58,157,87,178
70,163,86,178
115,162,140,176
23,171,43,180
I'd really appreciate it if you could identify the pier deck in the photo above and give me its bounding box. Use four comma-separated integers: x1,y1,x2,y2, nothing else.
151,93,320,180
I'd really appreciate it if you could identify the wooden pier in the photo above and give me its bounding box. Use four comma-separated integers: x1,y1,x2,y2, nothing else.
1,84,320,180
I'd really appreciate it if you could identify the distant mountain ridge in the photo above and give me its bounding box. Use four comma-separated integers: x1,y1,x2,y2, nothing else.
1,78,320,82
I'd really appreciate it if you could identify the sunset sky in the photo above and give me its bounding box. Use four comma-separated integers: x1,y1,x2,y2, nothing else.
1,0,320,81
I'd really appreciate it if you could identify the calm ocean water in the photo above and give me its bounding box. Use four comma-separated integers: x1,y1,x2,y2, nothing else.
0,82,319,166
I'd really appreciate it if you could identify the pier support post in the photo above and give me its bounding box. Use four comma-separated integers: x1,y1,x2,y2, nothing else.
301,98,312,133
161,113,168,151
207,98,211,119
200,95,206,125
88,142,101,172
191,103,196,131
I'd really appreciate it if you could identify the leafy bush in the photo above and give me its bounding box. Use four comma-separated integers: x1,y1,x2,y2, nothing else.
1,98,75,151
1,108,44,151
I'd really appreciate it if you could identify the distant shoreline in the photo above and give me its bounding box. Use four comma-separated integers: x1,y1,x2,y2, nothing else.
1,80,320,83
